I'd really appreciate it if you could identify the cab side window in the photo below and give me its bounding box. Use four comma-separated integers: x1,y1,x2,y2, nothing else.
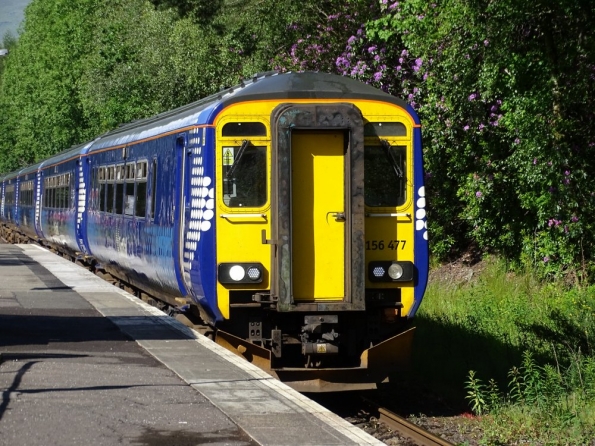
221,122,268,209
364,122,408,207
222,144,267,208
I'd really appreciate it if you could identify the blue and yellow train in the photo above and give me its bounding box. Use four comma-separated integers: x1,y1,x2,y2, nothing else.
0,72,428,391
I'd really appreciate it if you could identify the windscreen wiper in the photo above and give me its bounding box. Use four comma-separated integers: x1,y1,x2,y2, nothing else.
380,139,403,178
226,139,251,179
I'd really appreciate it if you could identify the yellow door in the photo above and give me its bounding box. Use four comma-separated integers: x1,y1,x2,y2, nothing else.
291,131,345,300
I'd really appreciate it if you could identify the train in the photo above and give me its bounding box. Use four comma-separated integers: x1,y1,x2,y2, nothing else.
0,71,428,391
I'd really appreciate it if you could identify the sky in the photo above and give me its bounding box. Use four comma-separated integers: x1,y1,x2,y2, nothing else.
0,0,32,44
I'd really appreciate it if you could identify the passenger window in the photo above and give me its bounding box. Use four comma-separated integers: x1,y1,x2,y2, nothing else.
98,167,106,212
43,174,71,209
222,143,267,208
106,184,114,212
364,143,407,207
150,160,157,220
124,163,135,216
114,165,124,214
5,185,14,206
135,161,148,218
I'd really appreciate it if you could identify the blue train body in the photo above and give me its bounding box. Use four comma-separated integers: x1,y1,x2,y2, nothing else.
0,72,428,391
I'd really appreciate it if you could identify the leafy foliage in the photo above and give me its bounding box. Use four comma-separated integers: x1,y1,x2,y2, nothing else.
275,0,595,277
0,0,321,171
2,0,595,276
0,0,101,171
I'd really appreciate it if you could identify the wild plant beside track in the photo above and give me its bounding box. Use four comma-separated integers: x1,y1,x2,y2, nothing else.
413,257,595,444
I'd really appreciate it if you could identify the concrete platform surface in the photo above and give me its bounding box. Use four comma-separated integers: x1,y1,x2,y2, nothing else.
0,244,383,446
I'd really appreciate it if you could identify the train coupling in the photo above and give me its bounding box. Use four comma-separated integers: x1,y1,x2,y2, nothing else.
300,315,340,355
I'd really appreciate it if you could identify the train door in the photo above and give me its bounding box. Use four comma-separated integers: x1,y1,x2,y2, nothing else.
271,104,366,310
291,131,345,300
34,170,43,238
174,134,190,296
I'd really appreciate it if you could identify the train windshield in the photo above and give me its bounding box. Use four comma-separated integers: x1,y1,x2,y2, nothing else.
222,143,267,208
364,143,407,207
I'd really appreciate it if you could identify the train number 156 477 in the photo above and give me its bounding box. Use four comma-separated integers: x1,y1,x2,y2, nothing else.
365,240,407,250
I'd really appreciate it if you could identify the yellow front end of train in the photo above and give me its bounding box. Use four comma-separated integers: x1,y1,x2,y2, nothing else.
212,97,421,391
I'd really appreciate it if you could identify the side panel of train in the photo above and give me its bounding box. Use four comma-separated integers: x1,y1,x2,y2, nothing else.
2,176,17,224
15,170,38,239
40,160,80,252
85,130,218,309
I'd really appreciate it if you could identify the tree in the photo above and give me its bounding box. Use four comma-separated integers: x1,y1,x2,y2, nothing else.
277,0,595,276
0,0,101,171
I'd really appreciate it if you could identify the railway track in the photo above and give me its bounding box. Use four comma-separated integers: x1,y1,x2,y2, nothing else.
376,406,454,446
359,396,454,446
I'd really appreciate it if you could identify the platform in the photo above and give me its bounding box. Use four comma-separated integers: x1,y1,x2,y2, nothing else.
0,243,383,445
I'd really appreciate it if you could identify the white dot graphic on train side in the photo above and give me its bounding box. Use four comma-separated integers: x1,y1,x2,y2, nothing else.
416,186,428,241
183,144,215,271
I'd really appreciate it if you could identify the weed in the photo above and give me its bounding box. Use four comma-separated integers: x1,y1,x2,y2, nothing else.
465,370,487,415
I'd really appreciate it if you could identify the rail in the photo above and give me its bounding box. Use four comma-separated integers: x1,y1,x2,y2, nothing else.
359,395,454,446
377,407,454,446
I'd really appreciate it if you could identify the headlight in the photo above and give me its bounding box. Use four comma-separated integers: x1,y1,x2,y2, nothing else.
368,261,414,282
218,263,264,284
229,265,245,281
387,263,404,280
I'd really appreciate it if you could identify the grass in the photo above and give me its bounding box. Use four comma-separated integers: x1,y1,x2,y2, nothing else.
410,256,595,444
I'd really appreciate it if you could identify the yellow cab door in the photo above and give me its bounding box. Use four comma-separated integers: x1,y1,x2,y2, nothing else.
271,103,365,311
291,131,345,300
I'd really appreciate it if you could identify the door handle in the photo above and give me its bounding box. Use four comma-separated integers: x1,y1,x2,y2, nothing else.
327,212,346,222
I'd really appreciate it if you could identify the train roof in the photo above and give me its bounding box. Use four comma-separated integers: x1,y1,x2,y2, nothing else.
218,71,410,108
89,71,413,151
41,141,94,170
1,141,93,179
18,161,44,177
